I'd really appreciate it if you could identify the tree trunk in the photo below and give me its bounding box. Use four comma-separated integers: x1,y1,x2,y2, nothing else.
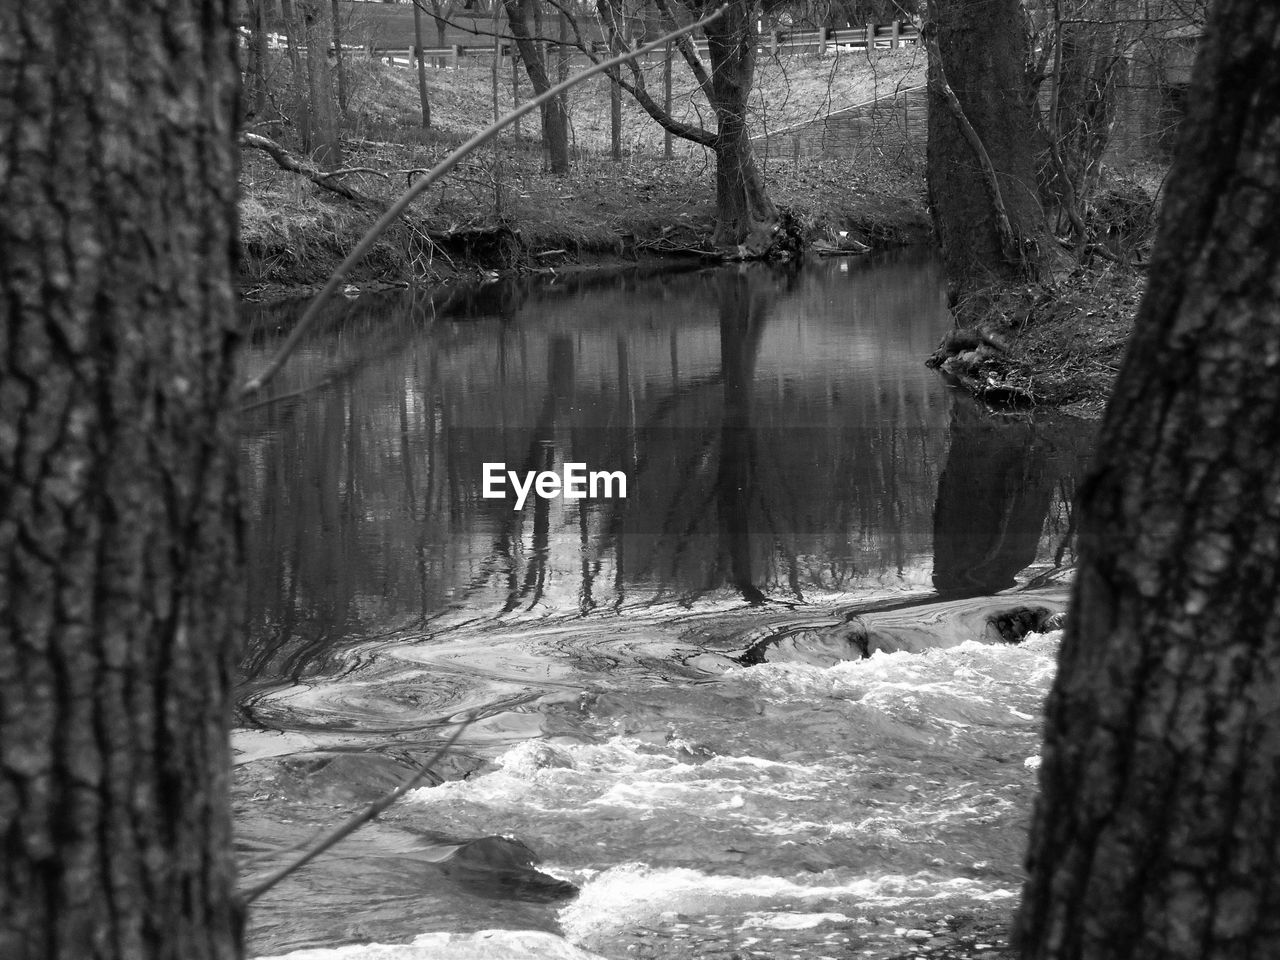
330,0,348,113
301,0,342,168
925,0,1056,295
0,2,243,959
413,0,433,129
502,0,570,173
1016,4,1280,958
705,1,779,252
279,0,312,149
247,0,270,119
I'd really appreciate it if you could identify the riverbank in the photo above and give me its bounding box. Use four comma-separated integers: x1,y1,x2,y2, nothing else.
238,51,932,299
238,141,932,299
931,261,1145,419
922,160,1164,417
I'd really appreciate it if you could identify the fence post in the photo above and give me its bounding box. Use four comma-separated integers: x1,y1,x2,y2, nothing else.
452,44,461,70
818,26,829,57
867,22,876,51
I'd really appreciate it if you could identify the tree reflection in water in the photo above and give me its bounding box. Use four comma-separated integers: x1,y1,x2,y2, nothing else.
239,256,1093,688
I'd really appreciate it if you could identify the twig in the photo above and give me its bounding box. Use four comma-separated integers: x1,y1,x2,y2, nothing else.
237,720,474,905
240,4,728,400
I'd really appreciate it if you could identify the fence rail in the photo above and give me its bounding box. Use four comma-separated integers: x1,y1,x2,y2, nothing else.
368,21,920,68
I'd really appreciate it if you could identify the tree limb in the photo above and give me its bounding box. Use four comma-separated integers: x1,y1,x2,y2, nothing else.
240,131,380,205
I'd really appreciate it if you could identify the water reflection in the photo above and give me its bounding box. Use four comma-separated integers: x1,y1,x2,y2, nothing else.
239,255,1092,687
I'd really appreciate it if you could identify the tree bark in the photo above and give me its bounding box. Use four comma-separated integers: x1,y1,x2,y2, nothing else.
925,0,1057,295
1016,4,1280,958
502,0,570,173
0,2,243,959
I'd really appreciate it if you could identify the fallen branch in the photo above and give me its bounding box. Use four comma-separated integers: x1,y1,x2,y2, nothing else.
240,4,728,400
240,132,378,206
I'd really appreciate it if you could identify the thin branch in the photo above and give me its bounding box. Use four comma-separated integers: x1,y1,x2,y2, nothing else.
238,720,473,905
240,5,728,400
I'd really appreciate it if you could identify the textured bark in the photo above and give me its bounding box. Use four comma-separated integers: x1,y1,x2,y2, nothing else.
926,0,1056,293
503,0,570,173
0,2,243,959
1016,4,1280,958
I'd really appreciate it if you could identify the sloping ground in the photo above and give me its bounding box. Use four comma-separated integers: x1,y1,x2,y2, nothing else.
238,49,931,291
327,45,925,156
754,83,926,168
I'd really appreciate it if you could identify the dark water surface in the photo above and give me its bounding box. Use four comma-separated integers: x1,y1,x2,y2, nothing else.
237,254,1094,959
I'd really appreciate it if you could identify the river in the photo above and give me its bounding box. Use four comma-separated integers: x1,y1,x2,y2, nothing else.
234,253,1095,959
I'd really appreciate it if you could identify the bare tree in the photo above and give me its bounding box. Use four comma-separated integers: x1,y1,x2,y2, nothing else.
558,0,785,254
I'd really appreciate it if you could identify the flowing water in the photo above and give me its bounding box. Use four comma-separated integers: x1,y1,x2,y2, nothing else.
236,253,1095,959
